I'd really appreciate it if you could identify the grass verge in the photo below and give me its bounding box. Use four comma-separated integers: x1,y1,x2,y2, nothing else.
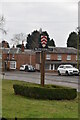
2,80,79,118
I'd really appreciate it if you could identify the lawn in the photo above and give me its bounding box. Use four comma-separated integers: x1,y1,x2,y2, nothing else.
2,80,79,118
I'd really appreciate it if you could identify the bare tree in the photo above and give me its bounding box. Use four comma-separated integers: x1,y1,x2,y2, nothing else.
0,15,7,34
11,33,26,46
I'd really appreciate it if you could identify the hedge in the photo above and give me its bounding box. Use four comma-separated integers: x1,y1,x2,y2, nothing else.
13,84,77,100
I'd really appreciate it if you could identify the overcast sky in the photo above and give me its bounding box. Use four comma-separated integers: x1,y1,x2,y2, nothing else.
0,0,80,47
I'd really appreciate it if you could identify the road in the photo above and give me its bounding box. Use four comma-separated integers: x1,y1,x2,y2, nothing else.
2,71,80,92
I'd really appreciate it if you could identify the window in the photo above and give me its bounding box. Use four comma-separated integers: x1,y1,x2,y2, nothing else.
50,64,55,70
57,55,62,60
59,65,64,68
10,61,16,69
45,64,55,70
67,55,71,60
46,54,51,60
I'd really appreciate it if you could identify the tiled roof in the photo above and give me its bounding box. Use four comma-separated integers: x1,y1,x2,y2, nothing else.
24,49,35,54
1,48,35,54
51,47,78,54
1,47,79,54
2,48,21,54
35,47,78,54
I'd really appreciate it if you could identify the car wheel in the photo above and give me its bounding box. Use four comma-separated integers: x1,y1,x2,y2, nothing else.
58,71,61,75
76,73,79,76
66,71,69,76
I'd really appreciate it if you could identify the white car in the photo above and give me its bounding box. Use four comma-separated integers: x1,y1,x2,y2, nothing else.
57,64,79,75
25,65,36,72
20,64,35,72
20,64,28,71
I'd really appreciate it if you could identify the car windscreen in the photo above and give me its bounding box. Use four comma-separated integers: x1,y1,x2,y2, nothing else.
28,65,33,69
20,65,24,68
65,66,73,68
59,66,64,68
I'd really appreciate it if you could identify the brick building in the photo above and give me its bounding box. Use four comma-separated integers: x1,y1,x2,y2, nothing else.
36,47,79,72
2,48,36,71
1,45,79,72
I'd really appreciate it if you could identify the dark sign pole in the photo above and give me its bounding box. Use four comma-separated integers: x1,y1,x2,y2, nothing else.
41,50,45,86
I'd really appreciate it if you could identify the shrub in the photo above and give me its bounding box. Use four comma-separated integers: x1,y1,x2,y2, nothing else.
13,84,77,100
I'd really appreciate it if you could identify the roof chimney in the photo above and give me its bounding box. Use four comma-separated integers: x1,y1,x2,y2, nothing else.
2,41,8,48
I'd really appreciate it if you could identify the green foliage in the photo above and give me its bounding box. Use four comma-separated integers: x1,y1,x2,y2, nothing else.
26,30,40,49
67,32,78,49
26,30,56,49
48,39,56,47
13,84,77,100
16,44,22,48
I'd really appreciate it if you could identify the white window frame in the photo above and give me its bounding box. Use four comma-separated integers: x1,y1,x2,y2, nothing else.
46,54,51,60
67,55,71,60
49,64,55,70
10,61,16,69
57,55,62,60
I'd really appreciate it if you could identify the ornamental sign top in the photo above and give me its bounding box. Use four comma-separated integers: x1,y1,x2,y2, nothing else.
41,35,47,48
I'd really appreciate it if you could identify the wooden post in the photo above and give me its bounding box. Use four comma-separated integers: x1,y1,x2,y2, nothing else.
41,50,45,86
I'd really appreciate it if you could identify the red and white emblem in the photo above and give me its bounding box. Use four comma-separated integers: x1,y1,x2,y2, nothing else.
41,35,47,48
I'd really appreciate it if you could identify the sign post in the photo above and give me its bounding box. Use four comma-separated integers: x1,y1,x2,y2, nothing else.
41,50,45,86
39,32,48,86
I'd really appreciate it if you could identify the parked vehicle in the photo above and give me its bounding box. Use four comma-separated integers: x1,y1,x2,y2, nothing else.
20,64,27,71
57,64,79,76
25,65,36,72
20,64,35,72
